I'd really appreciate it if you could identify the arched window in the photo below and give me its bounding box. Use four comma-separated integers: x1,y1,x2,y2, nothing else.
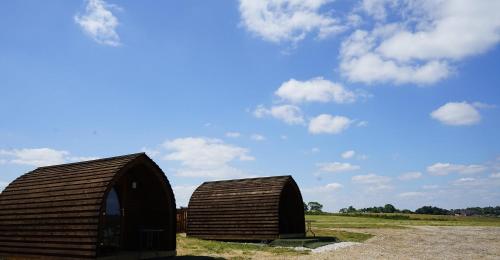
100,188,121,252
106,188,120,216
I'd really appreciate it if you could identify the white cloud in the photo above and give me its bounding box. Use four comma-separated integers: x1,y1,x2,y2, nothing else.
398,191,425,198
341,150,355,159
452,177,477,185
250,134,266,141
398,171,422,181
238,0,344,43
427,162,487,176
352,173,392,190
308,114,352,134
280,135,288,140
0,148,69,167
0,148,100,167
74,0,121,46
253,104,305,125
0,148,99,167
172,185,198,207
304,182,344,194
275,77,357,104
341,1,500,85
225,132,241,138
311,147,320,153
318,162,360,173
163,137,255,179
352,173,390,184
360,0,397,21
430,102,481,126
489,173,500,178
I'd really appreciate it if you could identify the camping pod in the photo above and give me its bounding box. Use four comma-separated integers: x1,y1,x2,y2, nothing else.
187,175,305,241
0,153,176,259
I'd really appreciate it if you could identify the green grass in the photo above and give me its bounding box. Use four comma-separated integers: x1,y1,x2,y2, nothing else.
306,213,500,229
177,234,310,257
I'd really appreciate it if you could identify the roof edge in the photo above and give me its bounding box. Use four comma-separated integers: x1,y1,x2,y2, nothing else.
201,175,292,185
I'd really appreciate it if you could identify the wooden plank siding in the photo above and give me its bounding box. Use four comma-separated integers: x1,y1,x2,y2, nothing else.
176,208,187,233
187,175,305,241
0,153,176,259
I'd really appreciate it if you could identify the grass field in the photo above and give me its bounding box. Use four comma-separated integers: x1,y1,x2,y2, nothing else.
176,214,500,259
306,213,500,229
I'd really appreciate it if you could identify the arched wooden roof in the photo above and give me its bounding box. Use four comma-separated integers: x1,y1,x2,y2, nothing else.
187,175,304,240
0,153,175,259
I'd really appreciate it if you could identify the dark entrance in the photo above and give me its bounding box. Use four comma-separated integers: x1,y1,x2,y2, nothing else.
98,163,175,255
279,180,305,237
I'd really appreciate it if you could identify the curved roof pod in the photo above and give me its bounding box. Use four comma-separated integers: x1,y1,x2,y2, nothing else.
187,175,305,241
0,153,176,259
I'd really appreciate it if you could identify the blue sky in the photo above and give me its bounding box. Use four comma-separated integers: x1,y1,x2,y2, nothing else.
1,0,499,211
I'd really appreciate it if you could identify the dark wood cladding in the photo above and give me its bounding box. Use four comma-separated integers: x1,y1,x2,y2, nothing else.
176,208,187,233
187,175,305,241
0,153,176,259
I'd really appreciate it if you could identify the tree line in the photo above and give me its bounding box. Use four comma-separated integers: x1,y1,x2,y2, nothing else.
304,201,500,216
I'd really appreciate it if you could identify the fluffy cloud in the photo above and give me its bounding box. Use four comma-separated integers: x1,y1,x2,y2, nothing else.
452,177,477,186
238,0,344,43
490,173,500,178
0,148,69,167
308,114,352,134
254,104,305,125
359,0,397,21
341,0,500,85
341,150,355,159
225,132,241,138
430,102,481,126
427,162,487,176
352,173,392,190
0,148,98,167
304,182,344,194
275,78,357,104
398,171,422,181
74,0,120,46
172,185,197,207
340,29,450,85
163,137,255,179
317,162,360,173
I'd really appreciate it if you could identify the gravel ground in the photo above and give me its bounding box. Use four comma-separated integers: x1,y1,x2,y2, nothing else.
302,226,500,260
310,242,362,253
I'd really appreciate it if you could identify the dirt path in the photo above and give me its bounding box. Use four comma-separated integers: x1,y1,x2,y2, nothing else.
303,226,500,260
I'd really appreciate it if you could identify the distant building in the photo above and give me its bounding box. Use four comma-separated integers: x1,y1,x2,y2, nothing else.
0,153,176,259
187,175,305,241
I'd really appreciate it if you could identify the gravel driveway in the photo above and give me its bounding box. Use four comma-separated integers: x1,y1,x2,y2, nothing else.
304,226,500,260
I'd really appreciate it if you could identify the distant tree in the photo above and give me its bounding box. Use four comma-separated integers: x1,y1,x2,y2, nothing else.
304,202,309,212
415,206,449,215
308,202,323,212
339,208,348,213
401,209,413,214
383,204,396,213
347,206,357,213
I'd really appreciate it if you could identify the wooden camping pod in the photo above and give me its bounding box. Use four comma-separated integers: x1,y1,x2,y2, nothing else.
187,175,305,240
0,153,176,259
